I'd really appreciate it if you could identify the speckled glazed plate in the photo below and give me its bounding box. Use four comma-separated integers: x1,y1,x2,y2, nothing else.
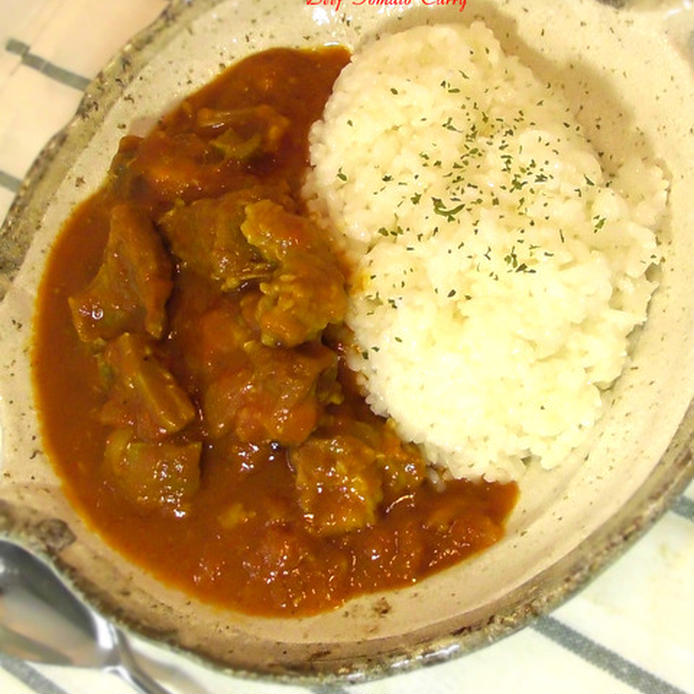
0,0,692,681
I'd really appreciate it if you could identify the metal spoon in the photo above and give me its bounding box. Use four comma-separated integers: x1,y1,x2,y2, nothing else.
0,538,173,694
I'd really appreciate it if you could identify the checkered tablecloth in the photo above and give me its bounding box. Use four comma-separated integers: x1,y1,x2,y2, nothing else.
0,2,692,693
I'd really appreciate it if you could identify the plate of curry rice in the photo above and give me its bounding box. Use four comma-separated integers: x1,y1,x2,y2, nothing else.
0,0,691,679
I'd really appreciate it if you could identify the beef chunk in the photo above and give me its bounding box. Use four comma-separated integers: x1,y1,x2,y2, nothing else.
169,292,256,390
203,340,340,446
104,429,200,512
196,104,290,161
241,200,347,347
68,204,172,343
100,333,196,441
158,187,292,290
291,434,383,537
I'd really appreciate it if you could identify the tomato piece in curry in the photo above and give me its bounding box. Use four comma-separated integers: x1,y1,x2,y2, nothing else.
32,46,517,616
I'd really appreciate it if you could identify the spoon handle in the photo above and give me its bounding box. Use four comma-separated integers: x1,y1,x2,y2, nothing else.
108,627,174,694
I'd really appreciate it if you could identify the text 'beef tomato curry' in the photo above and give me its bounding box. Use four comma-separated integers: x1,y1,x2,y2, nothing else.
33,47,517,615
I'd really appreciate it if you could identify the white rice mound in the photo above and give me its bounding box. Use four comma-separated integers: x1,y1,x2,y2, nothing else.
303,22,668,482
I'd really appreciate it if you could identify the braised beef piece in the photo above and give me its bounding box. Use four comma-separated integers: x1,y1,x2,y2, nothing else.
241,200,347,347
68,204,172,343
158,186,292,291
100,333,195,441
203,340,340,446
103,429,200,513
197,104,290,161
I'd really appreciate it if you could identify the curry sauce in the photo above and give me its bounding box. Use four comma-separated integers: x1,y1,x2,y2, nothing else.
33,46,517,616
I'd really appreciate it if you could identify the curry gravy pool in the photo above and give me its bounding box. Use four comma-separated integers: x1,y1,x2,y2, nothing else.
32,46,517,616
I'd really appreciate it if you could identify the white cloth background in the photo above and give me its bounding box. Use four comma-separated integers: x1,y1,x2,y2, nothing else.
0,2,692,693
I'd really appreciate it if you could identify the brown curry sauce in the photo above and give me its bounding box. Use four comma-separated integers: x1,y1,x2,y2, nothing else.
33,47,517,616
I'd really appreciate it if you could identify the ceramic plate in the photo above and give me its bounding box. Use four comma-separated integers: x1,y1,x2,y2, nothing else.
0,0,692,679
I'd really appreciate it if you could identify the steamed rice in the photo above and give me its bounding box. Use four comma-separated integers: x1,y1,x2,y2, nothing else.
303,22,667,482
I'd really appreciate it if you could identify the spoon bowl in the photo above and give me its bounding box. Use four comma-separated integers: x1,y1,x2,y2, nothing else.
0,539,172,694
